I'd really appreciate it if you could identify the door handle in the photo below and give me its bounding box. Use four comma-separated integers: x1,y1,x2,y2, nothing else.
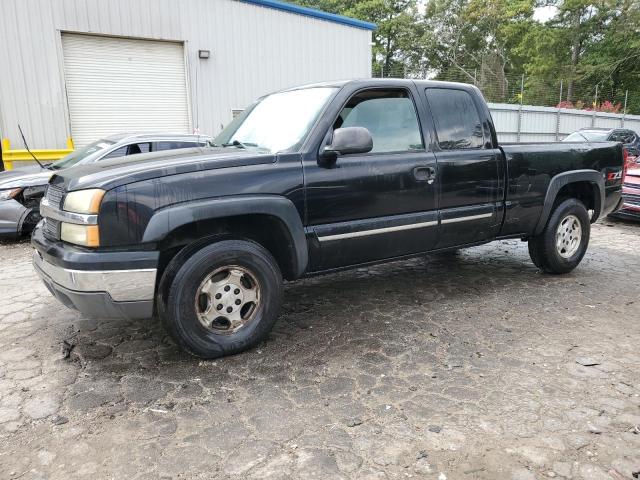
413,166,436,184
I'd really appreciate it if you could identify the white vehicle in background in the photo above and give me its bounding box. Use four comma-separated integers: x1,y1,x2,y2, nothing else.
0,133,212,238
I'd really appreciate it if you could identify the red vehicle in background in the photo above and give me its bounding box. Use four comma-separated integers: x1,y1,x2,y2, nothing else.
615,166,640,220
562,129,639,221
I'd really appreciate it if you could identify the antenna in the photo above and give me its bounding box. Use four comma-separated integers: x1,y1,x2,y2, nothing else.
17,124,47,170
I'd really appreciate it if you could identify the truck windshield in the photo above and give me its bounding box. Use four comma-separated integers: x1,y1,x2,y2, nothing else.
51,140,115,170
213,87,337,153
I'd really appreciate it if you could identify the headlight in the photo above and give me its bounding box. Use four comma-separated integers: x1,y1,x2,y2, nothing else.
0,188,22,201
63,189,105,214
60,223,100,247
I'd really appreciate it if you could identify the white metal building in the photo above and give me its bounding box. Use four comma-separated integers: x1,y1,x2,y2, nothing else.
0,0,374,150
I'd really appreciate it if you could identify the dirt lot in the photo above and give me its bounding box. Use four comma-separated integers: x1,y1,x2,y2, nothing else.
0,219,639,480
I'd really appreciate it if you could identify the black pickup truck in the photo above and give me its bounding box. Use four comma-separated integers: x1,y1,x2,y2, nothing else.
32,79,625,358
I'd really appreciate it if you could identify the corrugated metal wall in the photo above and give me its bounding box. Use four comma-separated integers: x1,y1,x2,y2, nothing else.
488,103,640,143
0,0,372,149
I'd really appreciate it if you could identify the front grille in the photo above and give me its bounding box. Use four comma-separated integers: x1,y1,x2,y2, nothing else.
42,218,61,241
45,184,65,209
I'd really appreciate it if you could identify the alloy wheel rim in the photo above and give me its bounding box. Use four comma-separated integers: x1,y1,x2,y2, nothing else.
555,214,582,259
195,265,261,334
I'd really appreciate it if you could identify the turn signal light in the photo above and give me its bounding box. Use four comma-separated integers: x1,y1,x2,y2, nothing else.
60,223,100,247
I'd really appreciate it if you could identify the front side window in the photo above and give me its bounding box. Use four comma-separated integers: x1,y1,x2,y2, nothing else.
426,88,484,150
214,87,337,153
335,89,424,153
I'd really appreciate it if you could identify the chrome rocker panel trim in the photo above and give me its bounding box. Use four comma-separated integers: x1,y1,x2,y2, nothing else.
318,220,438,242
317,211,493,242
440,212,493,224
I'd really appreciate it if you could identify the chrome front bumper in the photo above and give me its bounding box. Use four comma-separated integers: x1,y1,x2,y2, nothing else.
33,250,157,319
33,250,156,301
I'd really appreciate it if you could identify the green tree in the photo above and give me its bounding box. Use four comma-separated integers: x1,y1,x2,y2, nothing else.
515,0,640,110
291,0,640,112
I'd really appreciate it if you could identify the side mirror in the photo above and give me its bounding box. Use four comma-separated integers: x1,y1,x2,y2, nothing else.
323,127,373,157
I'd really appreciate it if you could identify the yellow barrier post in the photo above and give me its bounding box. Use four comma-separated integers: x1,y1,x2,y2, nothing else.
1,138,75,170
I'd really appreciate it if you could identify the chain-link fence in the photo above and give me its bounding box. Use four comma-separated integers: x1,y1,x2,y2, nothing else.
371,65,639,116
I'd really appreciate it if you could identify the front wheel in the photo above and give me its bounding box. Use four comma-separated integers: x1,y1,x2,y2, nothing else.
159,239,283,358
528,198,591,274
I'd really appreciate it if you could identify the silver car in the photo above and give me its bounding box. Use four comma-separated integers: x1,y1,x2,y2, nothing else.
0,133,211,238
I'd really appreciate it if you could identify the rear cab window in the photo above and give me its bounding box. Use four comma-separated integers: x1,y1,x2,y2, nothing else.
425,88,484,150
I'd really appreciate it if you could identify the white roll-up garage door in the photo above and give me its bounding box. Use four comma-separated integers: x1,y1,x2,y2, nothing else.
62,33,190,147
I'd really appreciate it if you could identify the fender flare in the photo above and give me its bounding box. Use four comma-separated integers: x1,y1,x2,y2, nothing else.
142,195,308,278
534,169,604,235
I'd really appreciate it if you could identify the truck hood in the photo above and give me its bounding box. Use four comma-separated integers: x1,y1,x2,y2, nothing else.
0,168,54,189
49,147,277,192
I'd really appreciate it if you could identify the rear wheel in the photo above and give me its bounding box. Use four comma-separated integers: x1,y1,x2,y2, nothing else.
528,198,590,274
159,239,283,358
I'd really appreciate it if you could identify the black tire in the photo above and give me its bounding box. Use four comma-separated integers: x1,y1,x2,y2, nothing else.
158,239,283,359
528,198,590,274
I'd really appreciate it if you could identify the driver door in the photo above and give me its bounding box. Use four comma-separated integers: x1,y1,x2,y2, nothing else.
303,86,439,271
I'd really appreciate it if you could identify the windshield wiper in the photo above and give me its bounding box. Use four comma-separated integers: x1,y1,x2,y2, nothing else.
222,140,258,149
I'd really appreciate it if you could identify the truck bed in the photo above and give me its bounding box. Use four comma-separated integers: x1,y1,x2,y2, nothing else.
499,141,623,236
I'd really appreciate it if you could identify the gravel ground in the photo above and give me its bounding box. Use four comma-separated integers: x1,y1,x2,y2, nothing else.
0,219,639,480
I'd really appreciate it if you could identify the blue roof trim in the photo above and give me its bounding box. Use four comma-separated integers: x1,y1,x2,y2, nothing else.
239,0,377,30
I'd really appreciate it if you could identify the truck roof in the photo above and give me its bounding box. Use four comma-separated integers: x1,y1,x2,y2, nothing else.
283,78,479,92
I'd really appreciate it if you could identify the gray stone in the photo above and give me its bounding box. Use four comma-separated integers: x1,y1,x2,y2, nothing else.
576,357,601,367
587,423,602,434
0,407,20,423
511,468,537,480
51,415,68,425
23,394,60,419
578,463,610,480
346,417,363,427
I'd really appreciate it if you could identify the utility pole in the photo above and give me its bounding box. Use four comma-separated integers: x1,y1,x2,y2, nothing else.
555,80,563,141
591,84,598,127
516,74,524,143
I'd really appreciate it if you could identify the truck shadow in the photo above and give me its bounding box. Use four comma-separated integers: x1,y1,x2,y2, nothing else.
38,234,639,415
57,243,546,366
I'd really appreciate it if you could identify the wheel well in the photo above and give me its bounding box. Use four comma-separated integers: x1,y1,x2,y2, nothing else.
156,214,298,287
554,181,599,217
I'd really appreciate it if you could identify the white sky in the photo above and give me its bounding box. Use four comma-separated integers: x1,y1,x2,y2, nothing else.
533,5,558,23
416,1,558,23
